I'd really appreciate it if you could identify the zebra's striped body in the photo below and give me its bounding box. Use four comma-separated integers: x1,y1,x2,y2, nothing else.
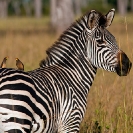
0,69,36,132
0,9,132,132
29,58,96,132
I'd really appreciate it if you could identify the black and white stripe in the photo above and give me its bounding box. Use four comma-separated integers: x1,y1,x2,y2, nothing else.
0,9,131,132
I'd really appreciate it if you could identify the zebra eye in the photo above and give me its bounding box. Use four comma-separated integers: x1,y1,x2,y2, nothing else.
95,31,101,38
96,39,105,44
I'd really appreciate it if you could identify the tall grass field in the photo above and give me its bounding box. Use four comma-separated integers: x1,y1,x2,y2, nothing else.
0,14,133,132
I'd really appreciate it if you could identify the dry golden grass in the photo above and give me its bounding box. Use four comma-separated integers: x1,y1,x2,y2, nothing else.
0,14,133,132
0,17,58,70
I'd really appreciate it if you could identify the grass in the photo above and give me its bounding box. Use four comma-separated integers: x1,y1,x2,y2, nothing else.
0,14,133,132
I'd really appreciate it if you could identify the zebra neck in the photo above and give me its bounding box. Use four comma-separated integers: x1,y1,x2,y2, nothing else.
75,55,97,93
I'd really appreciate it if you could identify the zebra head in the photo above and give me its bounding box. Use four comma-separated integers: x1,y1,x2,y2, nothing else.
86,9,132,76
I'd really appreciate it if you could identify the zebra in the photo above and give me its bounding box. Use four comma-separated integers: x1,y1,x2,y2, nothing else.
0,9,132,133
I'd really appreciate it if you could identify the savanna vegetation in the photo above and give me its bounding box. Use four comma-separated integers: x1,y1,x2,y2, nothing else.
0,13,133,132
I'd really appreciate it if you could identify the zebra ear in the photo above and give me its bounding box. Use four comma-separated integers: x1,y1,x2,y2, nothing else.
105,8,115,28
88,10,98,30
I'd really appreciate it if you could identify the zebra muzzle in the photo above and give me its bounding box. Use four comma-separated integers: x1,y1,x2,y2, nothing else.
115,52,132,76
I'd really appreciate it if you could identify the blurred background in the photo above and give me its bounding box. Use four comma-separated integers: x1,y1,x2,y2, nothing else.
0,0,132,32
0,0,133,132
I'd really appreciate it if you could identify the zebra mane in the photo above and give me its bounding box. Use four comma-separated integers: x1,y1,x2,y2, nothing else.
39,11,106,67
39,17,85,67
46,16,86,53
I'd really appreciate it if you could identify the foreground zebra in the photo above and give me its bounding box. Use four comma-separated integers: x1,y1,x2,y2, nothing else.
0,9,132,133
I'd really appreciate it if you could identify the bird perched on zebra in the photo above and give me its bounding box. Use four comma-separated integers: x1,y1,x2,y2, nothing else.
0,9,132,133
16,58,24,71
0,56,8,68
